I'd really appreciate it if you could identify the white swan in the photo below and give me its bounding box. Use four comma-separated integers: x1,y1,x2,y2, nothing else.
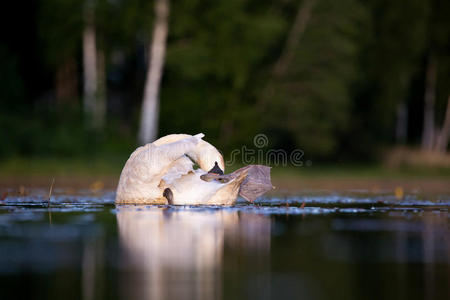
116,133,247,205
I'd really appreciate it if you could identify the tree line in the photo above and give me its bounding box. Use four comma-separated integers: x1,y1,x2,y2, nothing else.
0,0,449,161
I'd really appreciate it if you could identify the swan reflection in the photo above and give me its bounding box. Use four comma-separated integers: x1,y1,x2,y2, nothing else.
116,206,271,300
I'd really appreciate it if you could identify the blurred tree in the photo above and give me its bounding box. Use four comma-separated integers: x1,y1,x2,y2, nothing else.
272,0,317,77
2,0,449,160
161,0,286,150
39,0,83,104
435,96,450,152
0,46,24,109
348,0,429,159
260,0,365,158
395,102,408,144
421,54,436,151
55,58,78,103
139,0,169,144
420,0,450,152
83,0,106,130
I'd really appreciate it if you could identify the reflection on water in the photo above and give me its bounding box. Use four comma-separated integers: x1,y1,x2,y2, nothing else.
0,191,448,300
116,206,271,300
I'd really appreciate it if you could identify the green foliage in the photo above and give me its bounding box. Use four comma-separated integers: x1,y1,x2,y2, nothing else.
96,0,154,52
0,46,24,109
428,0,450,124
161,0,287,151
38,0,84,67
261,0,365,157
1,0,449,161
0,105,135,158
357,0,429,139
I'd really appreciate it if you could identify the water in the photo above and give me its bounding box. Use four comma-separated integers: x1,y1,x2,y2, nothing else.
0,189,449,300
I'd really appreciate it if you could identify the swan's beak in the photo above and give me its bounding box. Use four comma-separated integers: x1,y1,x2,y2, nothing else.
200,173,231,183
200,162,226,182
208,161,224,175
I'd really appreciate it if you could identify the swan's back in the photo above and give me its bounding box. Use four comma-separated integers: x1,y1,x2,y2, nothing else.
116,143,168,204
116,134,209,204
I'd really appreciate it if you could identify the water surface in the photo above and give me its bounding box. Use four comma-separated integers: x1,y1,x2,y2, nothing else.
0,189,448,300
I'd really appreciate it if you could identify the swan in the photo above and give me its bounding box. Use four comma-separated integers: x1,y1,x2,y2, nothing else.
116,133,248,205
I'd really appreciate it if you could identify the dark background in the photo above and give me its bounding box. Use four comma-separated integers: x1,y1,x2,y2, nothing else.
0,0,449,165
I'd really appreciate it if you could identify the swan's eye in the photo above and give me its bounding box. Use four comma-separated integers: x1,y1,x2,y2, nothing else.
217,177,230,184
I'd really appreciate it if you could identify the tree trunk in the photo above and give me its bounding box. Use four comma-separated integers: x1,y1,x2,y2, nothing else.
421,54,436,151
138,0,170,144
97,48,107,127
82,1,105,130
272,0,317,77
434,95,450,153
395,101,408,144
55,58,78,103
83,4,97,125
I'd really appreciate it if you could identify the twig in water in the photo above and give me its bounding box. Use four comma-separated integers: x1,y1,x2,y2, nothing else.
48,178,55,207
47,178,55,225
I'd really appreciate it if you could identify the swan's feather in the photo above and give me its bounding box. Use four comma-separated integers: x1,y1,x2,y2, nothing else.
160,156,194,192
237,165,273,202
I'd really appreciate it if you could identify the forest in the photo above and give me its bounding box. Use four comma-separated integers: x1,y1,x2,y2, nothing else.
1,0,449,166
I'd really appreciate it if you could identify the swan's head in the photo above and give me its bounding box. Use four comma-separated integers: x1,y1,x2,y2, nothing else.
152,133,225,174
194,141,225,174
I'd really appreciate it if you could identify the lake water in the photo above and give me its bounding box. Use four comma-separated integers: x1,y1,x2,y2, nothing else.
0,189,448,300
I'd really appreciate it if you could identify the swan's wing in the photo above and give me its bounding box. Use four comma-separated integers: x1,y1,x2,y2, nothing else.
153,135,203,161
153,133,204,146
117,137,199,192
236,165,274,202
116,134,206,203
160,156,195,192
